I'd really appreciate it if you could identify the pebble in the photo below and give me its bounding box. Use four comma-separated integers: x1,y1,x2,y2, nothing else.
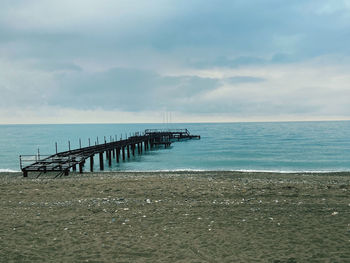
331,212,338,216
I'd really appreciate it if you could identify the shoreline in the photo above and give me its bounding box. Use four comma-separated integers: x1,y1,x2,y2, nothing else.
1,169,350,178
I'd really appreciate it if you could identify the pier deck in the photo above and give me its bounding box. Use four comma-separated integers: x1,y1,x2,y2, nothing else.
20,129,200,177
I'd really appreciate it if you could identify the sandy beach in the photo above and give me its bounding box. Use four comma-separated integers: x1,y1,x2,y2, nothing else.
0,171,349,262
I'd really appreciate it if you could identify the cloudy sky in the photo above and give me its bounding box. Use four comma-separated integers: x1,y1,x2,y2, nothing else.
1,0,350,123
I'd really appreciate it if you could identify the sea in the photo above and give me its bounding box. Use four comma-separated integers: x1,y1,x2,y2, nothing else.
0,121,350,173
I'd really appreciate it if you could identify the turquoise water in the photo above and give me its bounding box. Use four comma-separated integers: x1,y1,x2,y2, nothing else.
0,121,349,172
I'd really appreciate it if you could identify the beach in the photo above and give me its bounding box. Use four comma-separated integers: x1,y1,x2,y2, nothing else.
1,171,349,262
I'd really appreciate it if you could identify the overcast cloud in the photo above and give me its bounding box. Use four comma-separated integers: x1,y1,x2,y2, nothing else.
0,0,350,123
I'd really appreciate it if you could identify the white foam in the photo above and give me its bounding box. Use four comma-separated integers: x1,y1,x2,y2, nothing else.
233,169,350,174
0,168,20,173
109,169,207,173
104,168,349,173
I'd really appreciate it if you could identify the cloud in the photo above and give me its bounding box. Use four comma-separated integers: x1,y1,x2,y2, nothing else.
225,76,265,84
51,68,221,111
1,0,350,67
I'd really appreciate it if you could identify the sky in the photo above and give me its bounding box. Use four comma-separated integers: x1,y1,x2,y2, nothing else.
1,0,350,124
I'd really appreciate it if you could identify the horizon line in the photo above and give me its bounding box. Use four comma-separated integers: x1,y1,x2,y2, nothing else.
1,119,349,126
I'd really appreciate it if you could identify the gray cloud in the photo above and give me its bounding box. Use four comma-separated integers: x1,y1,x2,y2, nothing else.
1,1,350,67
225,76,265,84
51,68,221,112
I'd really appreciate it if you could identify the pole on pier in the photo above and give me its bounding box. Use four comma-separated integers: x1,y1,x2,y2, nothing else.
79,138,82,149
55,142,58,154
99,152,104,170
90,155,94,172
37,148,40,160
68,141,71,151
89,138,91,147
97,137,99,144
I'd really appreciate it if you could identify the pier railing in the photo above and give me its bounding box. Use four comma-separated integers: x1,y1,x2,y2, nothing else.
145,129,190,135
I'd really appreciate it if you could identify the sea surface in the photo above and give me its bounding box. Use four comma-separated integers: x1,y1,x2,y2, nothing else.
0,121,350,173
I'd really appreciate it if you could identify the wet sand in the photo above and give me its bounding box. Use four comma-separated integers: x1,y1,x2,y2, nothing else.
0,171,349,262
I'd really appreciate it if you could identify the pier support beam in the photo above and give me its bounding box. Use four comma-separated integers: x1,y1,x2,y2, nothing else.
90,155,94,172
122,146,126,161
132,144,135,156
127,145,130,158
72,164,76,172
79,162,83,173
116,148,120,163
108,150,112,167
23,170,28,177
106,150,109,165
99,152,104,170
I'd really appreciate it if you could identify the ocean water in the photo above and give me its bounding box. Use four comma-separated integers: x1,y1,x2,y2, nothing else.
0,121,350,173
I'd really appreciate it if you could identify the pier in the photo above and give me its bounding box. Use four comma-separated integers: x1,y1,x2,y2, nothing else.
19,129,200,177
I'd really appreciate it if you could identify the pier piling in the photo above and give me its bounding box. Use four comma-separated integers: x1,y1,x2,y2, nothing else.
90,155,94,172
116,148,120,163
122,146,126,161
99,152,104,170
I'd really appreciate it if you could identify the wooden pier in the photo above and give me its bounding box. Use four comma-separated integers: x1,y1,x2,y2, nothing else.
20,129,200,177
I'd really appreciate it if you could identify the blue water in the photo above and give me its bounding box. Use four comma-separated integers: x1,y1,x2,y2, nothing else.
0,121,349,173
